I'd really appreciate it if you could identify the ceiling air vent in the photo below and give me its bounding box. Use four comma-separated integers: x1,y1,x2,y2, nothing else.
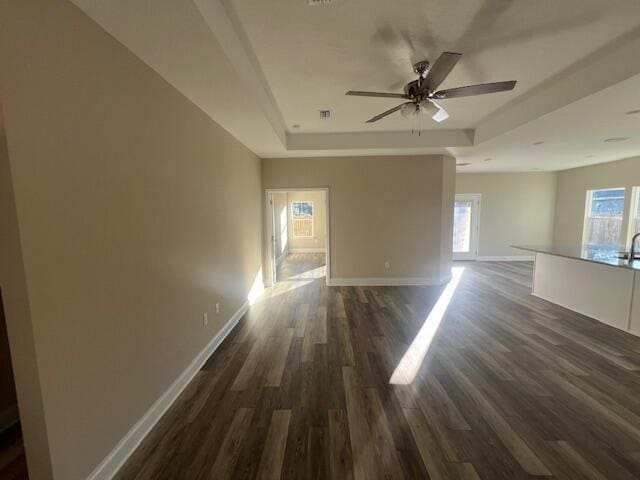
319,110,332,119
308,0,334,5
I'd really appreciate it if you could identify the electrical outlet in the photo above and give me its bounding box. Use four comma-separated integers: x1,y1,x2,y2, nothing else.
203,312,208,327
215,303,220,314
384,260,390,269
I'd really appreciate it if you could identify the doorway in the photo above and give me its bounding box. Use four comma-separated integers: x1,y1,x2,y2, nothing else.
265,188,330,286
453,193,481,260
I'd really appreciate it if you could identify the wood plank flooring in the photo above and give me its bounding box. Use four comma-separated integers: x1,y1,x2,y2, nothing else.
116,255,640,479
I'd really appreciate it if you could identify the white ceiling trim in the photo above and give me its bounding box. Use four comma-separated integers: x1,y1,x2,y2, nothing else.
286,129,473,151
192,0,287,146
476,26,640,144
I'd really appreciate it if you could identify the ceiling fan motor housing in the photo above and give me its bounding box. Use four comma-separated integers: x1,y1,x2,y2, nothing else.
404,79,422,98
412,60,430,76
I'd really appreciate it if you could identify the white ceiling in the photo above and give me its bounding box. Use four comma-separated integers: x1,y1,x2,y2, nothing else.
453,73,640,172
231,0,639,131
70,0,640,171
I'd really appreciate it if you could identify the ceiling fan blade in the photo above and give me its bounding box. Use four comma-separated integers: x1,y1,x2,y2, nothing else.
345,90,411,98
346,90,410,99
433,80,516,99
420,52,462,93
429,100,449,123
365,102,413,123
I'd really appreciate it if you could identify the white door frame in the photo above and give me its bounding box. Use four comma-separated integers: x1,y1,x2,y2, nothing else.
453,193,481,260
266,192,278,286
264,187,331,286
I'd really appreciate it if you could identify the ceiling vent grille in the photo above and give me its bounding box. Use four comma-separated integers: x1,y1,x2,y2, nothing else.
308,0,334,5
319,110,332,119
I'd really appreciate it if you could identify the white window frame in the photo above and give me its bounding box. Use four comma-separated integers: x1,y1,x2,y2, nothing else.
627,186,640,247
582,187,626,248
291,200,314,238
452,193,481,260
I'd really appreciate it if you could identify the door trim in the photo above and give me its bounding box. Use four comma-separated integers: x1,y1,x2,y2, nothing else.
453,193,481,260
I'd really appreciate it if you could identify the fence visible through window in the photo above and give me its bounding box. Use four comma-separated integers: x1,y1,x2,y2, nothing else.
584,188,625,250
292,201,313,237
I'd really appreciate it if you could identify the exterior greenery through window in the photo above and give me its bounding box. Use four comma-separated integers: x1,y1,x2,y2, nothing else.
583,188,625,255
292,201,313,237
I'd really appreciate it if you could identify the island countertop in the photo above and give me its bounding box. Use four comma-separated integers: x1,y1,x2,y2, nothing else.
511,244,640,271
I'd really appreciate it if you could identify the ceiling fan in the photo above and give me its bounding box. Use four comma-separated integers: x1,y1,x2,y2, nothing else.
346,52,516,123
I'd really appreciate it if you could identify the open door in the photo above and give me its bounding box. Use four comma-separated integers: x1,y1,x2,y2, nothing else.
265,188,330,286
266,192,278,286
453,193,481,260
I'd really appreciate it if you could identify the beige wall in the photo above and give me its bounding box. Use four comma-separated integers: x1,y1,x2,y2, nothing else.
554,156,640,247
287,190,326,251
263,155,455,282
0,1,263,479
456,173,557,257
440,159,456,277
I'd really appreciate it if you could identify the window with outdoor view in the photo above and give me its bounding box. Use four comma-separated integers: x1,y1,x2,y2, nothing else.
291,201,313,237
583,188,625,252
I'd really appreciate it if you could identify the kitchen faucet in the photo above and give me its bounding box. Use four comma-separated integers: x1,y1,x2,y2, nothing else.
630,232,640,264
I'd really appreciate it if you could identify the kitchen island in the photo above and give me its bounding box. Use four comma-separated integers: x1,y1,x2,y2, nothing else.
513,245,640,337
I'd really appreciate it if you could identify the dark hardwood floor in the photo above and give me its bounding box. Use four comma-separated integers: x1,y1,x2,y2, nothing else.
115,256,640,479
0,423,28,479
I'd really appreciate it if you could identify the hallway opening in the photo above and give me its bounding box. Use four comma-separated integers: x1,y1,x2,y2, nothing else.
266,188,330,286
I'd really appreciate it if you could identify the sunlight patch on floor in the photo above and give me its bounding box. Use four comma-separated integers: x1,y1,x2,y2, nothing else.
389,266,465,385
248,268,265,305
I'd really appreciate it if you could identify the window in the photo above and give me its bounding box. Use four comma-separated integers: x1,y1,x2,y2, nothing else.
583,188,625,250
453,200,472,253
291,201,313,237
452,194,480,259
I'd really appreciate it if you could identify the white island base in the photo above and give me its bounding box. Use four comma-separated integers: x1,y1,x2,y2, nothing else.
533,252,640,337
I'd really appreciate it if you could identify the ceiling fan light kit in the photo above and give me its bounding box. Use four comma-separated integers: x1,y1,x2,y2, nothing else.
346,51,517,125
419,99,439,117
400,103,419,118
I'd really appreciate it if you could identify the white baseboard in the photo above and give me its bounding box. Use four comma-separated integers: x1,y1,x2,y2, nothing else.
0,404,19,433
87,300,251,480
288,248,326,253
275,248,289,266
328,275,450,286
477,255,535,262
